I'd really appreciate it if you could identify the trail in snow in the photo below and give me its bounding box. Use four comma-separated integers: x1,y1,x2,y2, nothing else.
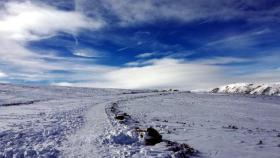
61,101,112,157
61,93,173,158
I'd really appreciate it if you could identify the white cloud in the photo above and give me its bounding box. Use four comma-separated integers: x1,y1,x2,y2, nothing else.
51,82,74,87
73,49,104,58
0,1,107,83
73,57,280,90
77,58,227,89
136,52,156,58
0,1,103,41
0,71,7,78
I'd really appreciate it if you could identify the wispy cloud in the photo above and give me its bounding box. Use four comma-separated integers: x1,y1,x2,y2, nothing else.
74,0,280,26
73,49,105,58
136,52,156,58
206,28,272,49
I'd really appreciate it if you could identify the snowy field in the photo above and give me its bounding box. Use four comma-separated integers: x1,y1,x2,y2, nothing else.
0,83,280,158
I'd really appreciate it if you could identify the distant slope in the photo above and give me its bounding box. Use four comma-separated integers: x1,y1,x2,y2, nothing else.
210,83,280,96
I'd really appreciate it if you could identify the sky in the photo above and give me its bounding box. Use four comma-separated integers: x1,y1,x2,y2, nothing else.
0,0,279,89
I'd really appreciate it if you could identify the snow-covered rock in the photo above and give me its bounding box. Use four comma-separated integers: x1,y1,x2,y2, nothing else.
210,83,280,96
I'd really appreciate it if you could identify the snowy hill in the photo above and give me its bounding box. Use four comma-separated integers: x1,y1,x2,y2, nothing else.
210,83,280,96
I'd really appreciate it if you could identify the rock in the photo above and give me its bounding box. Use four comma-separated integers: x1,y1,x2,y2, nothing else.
115,115,125,120
166,141,197,157
144,127,162,145
223,125,238,130
115,113,130,121
211,88,219,93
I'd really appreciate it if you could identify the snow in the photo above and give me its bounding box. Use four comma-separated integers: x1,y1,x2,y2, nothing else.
210,83,280,96
0,83,280,157
118,92,280,158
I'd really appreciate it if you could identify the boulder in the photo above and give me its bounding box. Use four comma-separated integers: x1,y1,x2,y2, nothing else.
144,127,162,145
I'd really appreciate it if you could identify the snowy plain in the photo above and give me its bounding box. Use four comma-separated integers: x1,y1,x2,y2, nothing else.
0,83,279,158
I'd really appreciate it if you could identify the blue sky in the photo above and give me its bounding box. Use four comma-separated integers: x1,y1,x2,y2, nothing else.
0,0,279,89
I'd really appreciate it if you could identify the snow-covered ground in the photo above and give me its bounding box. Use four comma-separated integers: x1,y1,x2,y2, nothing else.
210,83,280,96
0,83,280,158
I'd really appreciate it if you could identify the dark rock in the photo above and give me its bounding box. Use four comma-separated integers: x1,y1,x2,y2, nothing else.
115,113,130,121
258,140,263,145
115,115,125,120
230,125,238,129
145,127,162,145
262,87,271,95
211,88,219,93
223,125,238,130
123,113,129,116
166,141,197,157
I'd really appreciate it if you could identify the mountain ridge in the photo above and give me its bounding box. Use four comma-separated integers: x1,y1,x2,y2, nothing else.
210,83,280,96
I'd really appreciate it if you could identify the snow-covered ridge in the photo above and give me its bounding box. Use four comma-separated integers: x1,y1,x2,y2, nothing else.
210,83,280,96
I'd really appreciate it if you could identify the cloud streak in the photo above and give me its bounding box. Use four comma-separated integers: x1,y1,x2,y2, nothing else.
74,0,280,26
